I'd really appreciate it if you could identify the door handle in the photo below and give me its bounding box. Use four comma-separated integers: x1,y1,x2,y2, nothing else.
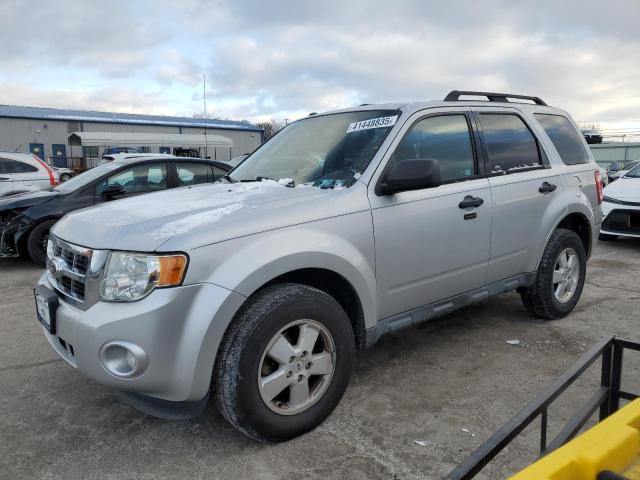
0,176,10,181
458,195,484,209
539,181,557,193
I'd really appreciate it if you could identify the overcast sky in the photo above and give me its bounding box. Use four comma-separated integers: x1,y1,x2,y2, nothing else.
1,0,639,136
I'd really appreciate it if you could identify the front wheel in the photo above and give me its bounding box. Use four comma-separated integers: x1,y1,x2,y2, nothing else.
520,228,587,320
26,219,57,266
214,283,354,442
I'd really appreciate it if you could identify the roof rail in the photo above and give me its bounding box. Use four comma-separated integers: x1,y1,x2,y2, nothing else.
444,90,548,106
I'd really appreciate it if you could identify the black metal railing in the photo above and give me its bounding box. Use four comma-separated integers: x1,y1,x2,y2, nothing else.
449,336,640,480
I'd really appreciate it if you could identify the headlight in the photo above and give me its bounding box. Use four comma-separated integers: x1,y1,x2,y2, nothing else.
99,252,188,302
46,238,55,260
603,196,621,204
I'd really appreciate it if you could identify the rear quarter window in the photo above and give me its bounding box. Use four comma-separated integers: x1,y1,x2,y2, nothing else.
535,114,589,165
14,160,39,173
0,159,38,173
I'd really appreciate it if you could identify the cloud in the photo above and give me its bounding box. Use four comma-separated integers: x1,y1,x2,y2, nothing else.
0,0,639,130
155,51,203,86
0,83,170,115
0,0,166,76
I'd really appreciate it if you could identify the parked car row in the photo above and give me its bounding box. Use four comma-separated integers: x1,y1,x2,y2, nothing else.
0,155,231,264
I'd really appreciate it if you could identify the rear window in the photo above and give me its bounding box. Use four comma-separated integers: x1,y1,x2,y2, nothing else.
478,114,541,172
535,114,589,165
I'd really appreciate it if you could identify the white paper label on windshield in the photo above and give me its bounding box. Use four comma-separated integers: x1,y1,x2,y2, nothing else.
346,115,398,133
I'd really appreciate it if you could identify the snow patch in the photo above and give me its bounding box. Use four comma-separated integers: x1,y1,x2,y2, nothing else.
148,202,244,239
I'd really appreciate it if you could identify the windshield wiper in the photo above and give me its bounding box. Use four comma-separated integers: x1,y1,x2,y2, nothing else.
237,176,295,187
240,176,274,182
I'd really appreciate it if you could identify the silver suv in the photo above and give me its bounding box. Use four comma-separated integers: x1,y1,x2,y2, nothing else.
35,91,603,441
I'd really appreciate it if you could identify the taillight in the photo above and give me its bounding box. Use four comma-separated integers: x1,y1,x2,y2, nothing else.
594,170,604,205
32,155,57,186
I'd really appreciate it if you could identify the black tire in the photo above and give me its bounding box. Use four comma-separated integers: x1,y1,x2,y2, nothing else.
214,283,354,442
599,233,618,241
26,219,57,266
520,228,587,320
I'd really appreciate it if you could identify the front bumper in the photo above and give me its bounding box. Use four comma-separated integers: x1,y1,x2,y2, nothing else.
601,200,640,238
38,273,246,402
0,213,32,257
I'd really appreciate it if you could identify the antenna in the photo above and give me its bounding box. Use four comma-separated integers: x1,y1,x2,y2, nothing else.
203,72,208,158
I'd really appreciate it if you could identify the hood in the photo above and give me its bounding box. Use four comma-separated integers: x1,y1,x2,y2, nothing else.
52,181,367,252
603,176,640,200
0,189,60,211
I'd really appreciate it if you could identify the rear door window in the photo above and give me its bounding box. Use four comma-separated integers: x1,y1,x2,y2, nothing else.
535,114,589,165
478,114,541,173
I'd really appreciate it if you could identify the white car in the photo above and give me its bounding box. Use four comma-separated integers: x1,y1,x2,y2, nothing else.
52,167,76,182
600,162,640,240
0,152,58,197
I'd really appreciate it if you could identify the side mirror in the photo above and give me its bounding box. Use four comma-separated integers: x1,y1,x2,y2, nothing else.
101,184,126,199
378,158,442,195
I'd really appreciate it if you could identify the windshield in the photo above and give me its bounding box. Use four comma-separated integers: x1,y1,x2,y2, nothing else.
53,162,121,193
623,161,640,171
624,162,640,178
229,110,400,188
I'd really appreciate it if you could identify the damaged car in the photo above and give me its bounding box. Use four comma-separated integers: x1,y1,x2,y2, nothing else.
1,155,230,265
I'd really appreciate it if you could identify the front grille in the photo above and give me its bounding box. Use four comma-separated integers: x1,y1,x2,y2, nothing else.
54,245,89,274
602,209,640,235
48,236,93,302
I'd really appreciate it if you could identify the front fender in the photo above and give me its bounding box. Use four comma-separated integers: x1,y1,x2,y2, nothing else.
0,213,34,256
185,210,378,330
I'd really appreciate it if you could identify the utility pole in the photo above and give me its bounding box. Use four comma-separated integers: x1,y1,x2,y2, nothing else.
203,72,208,158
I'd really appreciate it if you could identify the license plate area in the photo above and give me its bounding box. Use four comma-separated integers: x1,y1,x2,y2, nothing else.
34,285,59,335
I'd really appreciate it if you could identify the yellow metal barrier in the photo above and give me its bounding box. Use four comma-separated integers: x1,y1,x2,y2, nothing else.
511,399,640,479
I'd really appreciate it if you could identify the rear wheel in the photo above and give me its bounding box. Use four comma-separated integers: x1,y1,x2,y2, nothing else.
520,228,586,319
214,283,354,442
26,219,56,266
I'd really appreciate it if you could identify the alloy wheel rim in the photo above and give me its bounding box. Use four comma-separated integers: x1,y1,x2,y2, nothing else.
553,247,580,303
257,319,335,416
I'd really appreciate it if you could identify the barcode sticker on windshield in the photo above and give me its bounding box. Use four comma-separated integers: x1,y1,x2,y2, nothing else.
346,115,398,133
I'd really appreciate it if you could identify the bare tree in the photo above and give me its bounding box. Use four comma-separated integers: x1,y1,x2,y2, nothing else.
255,119,286,140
